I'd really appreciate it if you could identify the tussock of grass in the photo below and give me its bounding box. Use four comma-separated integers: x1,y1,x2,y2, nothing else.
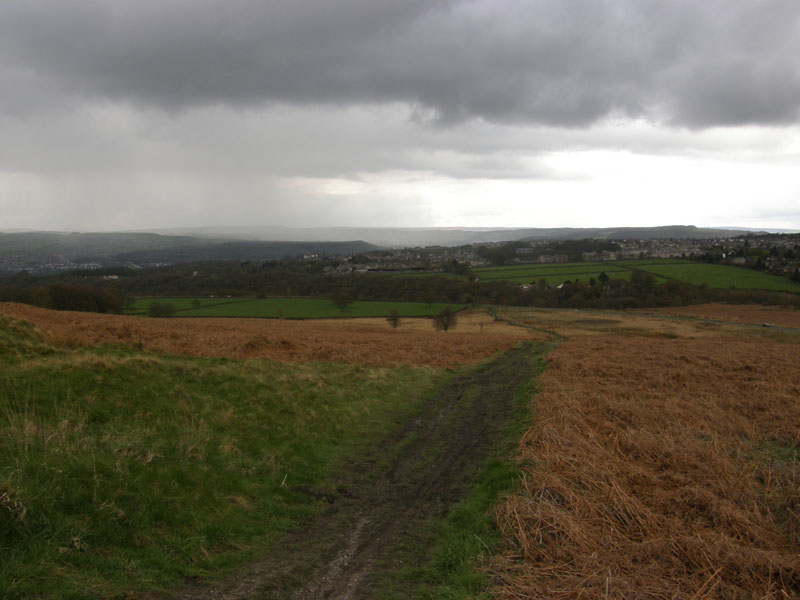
0,320,441,599
0,314,53,360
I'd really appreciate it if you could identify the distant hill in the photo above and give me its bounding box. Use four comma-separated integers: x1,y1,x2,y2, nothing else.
115,240,379,264
140,225,532,247
0,232,379,274
518,225,749,242
146,225,759,247
0,225,765,275
0,231,222,257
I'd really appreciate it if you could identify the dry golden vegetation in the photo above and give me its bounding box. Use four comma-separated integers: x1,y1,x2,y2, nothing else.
492,334,800,599
496,305,800,340
0,303,537,367
4,300,799,598
638,303,800,328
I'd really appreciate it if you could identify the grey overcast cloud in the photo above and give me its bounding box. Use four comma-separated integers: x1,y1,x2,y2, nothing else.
1,0,799,232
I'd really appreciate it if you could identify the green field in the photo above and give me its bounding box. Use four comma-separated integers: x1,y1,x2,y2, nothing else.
129,297,467,319
473,259,800,292
612,259,690,267
380,271,468,280
628,261,800,292
473,262,632,285
130,296,245,312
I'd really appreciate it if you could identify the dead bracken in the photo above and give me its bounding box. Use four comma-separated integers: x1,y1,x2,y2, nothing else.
0,303,536,367
637,303,800,328
492,335,800,599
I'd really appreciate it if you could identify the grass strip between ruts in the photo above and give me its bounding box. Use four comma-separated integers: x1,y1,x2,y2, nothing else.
376,342,554,600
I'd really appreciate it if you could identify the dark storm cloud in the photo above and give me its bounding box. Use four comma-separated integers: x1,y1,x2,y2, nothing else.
1,0,799,127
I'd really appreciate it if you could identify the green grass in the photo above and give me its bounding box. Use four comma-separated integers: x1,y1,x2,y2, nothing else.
130,296,252,312
473,259,800,292
474,261,627,275
473,263,631,285
490,270,633,285
745,438,800,466
0,316,55,361
377,343,553,600
0,314,444,599
612,259,690,267
631,262,800,292
380,271,469,280
129,297,467,319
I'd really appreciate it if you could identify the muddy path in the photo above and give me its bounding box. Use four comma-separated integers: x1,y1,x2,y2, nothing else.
170,343,540,600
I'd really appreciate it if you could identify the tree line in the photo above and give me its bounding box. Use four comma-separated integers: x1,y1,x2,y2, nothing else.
1,259,799,315
0,282,124,313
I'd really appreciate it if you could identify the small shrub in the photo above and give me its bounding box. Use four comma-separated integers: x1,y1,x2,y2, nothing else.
331,289,353,312
386,309,400,329
148,301,175,318
432,307,457,332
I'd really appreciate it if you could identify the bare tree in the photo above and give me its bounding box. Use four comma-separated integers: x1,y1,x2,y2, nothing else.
148,301,175,318
432,306,457,332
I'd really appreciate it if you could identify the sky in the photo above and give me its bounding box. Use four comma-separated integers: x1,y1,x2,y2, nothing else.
1,0,799,233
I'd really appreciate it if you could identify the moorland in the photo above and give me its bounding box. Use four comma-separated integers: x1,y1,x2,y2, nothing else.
1,298,798,598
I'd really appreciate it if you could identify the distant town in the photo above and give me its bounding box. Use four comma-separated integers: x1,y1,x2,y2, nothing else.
311,234,800,281
1,230,798,283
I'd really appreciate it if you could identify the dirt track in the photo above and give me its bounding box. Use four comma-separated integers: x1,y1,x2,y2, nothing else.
169,343,539,600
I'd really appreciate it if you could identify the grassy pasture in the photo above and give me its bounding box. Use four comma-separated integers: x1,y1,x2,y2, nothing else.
130,296,251,313
630,261,800,292
129,297,467,319
612,258,689,267
474,261,628,275
473,263,632,285
474,258,800,292
379,271,468,280
0,313,442,598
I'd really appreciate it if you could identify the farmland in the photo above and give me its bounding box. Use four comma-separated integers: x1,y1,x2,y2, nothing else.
473,261,634,285
474,258,800,292
128,296,466,319
623,259,800,292
6,254,800,318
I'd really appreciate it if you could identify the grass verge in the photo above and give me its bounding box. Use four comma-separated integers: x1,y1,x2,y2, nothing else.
0,314,445,599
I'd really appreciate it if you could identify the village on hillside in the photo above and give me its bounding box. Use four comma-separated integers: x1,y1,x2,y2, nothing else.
326,233,800,280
